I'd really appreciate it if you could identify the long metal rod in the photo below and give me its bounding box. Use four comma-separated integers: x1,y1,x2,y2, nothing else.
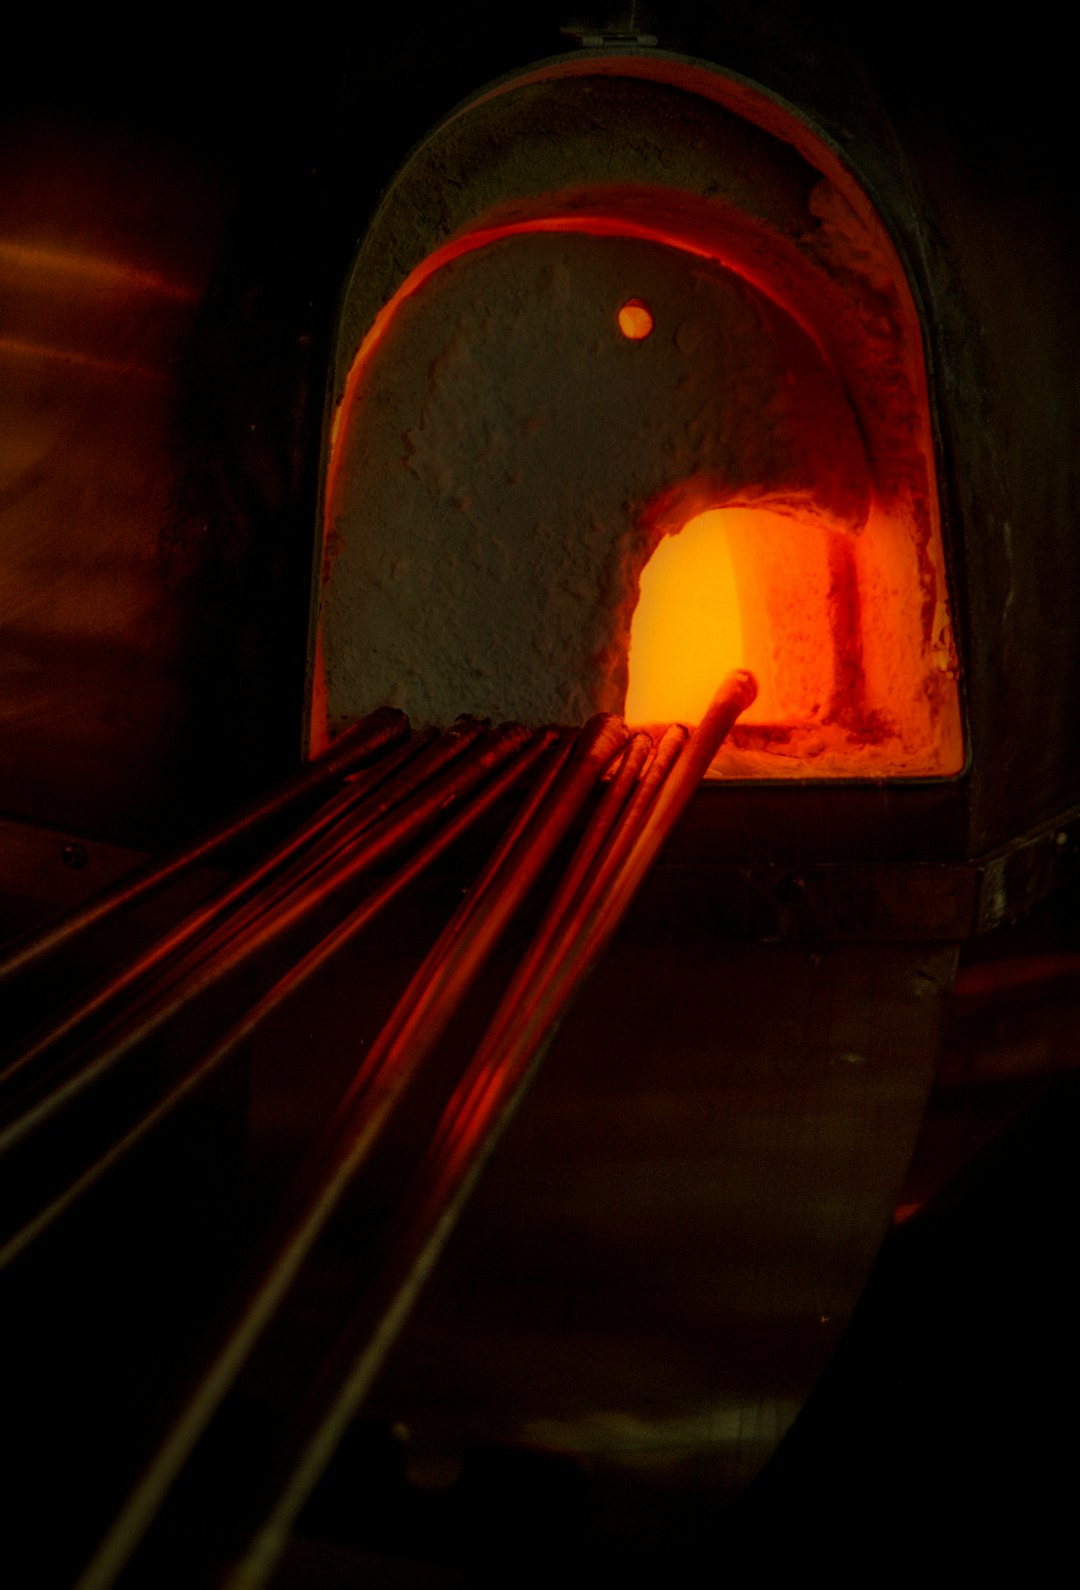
73,715,626,1590
444,677,758,1141
0,708,409,993
210,721,497,931
450,722,687,1095
0,729,560,1276
0,723,535,1160
0,728,442,1100
227,672,757,1589
325,713,626,1127
0,726,464,1103
217,731,687,1590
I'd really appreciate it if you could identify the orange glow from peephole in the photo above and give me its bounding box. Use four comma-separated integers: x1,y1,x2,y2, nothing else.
617,299,654,339
325,213,826,482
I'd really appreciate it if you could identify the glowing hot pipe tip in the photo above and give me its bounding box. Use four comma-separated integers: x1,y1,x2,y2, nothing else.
692,668,758,752
719,668,758,714
647,668,758,808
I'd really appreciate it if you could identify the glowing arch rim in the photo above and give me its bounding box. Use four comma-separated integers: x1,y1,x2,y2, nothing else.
324,212,834,513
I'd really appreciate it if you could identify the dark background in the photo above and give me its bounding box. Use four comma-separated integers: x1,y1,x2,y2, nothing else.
2,7,1078,1580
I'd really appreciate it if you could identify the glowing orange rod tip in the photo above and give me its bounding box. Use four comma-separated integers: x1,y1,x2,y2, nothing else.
617,298,654,339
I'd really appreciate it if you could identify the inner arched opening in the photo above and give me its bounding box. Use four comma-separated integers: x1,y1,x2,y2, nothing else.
625,509,746,727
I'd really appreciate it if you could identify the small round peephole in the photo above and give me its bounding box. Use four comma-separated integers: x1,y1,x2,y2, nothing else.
617,299,654,340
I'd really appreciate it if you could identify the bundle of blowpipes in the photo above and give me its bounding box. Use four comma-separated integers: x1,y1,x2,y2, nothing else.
0,671,755,1590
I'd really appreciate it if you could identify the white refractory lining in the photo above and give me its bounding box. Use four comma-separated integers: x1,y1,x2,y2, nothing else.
323,230,870,729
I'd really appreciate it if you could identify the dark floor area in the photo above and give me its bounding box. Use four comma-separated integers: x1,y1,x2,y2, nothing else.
276,1062,1080,1584
277,888,1080,1585
731,1066,1080,1577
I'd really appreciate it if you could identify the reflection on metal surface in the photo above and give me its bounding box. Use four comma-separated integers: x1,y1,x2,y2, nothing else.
0,239,197,302
0,127,224,842
0,336,167,381
520,1400,804,1463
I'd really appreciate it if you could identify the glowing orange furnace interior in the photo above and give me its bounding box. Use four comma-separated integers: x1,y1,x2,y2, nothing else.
313,210,964,781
